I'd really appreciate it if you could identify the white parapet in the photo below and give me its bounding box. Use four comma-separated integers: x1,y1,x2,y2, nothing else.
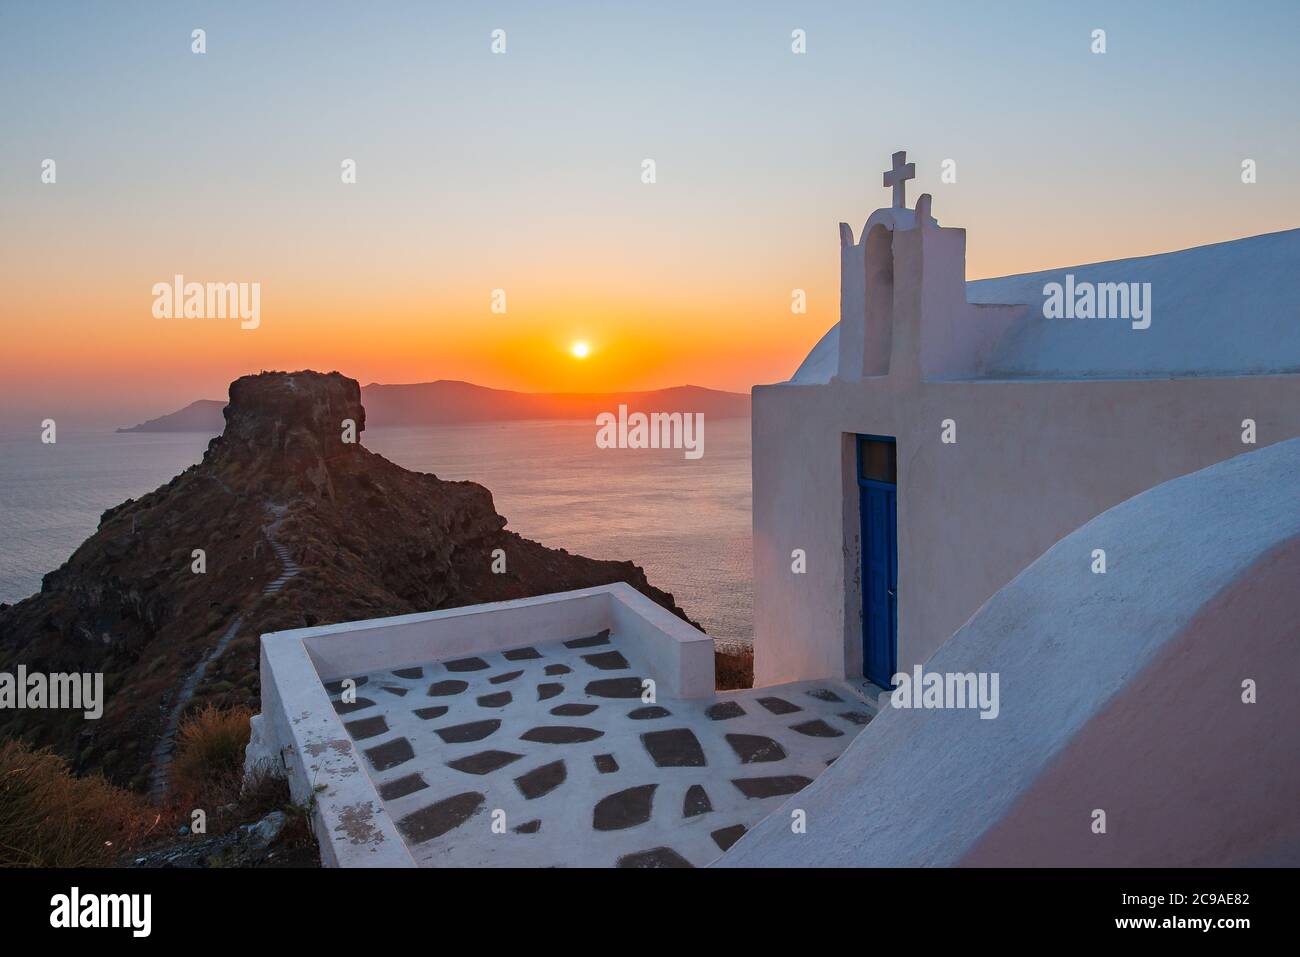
249,583,715,867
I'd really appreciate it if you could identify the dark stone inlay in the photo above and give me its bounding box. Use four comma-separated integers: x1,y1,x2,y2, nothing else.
585,677,644,699
582,650,629,671
806,687,843,703
503,646,542,661
593,784,656,831
564,629,611,649
617,847,693,868
365,737,415,771
514,760,566,800
731,775,813,799
551,703,599,717
447,749,524,775
333,696,376,716
683,784,713,817
839,710,873,726
705,701,745,721
756,696,802,715
476,691,513,708
725,732,787,763
427,679,469,697
628,706,671,720
711,824,747,852
443,656,489,672
434,719,501,744
392,667,424,679
344,715,389,740
513,819,542,834
790,718,844,738
544,664,571,676
413,705,449,720
382,685,409,697
520,725,604,744
325,676,367,694
489,670,524,685
396,791,484,844
537,682,563,701
593,753,619,774
379,773,428,801
641,728,706,768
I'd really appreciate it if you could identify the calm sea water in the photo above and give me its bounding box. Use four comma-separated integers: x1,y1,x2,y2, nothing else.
0,421,754,643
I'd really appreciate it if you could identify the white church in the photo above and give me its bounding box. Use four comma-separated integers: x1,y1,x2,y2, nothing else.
719,153,1300,866
751,151,1300,692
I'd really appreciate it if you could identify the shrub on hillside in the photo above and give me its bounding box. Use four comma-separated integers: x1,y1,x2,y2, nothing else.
171,703,253,806
0,739,155,867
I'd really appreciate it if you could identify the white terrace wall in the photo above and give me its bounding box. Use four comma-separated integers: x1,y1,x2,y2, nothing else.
726,440,1300,867
248,584,715,866
753,206,1300,686
293,584,714,700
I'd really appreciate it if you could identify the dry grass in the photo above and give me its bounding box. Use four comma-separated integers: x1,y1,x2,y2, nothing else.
0,739,157,867
236,763,293,820
715,644,754,690
163,706,319,862
170,703,253,808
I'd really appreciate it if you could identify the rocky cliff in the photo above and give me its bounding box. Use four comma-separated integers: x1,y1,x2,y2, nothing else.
0,371,698,791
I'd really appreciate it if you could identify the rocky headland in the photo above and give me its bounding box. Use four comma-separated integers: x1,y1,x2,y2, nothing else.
0,370,701,792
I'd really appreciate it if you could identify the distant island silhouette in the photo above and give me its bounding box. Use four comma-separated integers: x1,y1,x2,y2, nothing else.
118,380,751,432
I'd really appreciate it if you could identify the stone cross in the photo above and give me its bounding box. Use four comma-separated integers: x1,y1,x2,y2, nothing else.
883,150,916,209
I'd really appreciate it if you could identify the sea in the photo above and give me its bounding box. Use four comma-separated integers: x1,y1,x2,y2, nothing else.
0,420,754,644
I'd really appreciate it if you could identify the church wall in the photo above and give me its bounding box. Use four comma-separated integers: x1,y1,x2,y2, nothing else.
752,371,1300,687
835,238,866,382
861,226,894,377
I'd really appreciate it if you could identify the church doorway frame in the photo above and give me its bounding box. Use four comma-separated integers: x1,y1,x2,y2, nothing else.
855,433,898,689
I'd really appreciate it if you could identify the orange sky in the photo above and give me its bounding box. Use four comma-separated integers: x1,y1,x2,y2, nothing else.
3,197,1294,430
2,2,1298,429
4,176,1292,429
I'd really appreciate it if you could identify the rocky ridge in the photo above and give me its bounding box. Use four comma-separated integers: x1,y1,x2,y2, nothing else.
0,370,698,790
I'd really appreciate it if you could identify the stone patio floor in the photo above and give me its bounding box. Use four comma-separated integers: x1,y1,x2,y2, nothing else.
326,628,875,867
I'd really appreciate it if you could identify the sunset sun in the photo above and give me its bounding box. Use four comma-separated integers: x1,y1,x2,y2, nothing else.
570,341,590,359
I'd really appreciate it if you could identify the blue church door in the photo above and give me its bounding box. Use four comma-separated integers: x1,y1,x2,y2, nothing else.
857,436,898,689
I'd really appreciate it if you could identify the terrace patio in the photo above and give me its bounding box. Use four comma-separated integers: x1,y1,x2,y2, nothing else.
248,583,874,867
